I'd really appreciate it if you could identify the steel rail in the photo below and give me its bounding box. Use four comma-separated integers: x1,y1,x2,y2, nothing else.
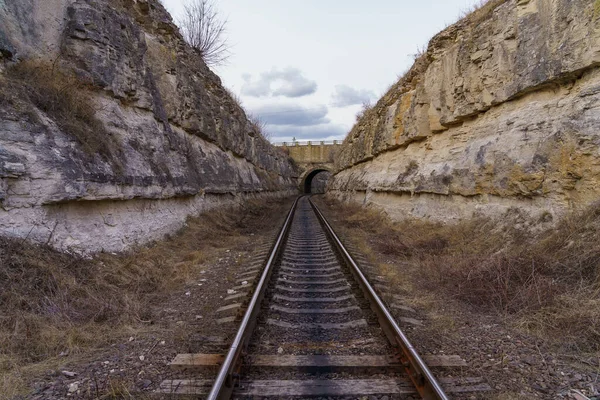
207,197,300,400
309,197,450,400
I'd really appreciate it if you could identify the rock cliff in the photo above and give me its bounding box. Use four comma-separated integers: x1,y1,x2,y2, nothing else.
329,0,600,222
0,0,297,252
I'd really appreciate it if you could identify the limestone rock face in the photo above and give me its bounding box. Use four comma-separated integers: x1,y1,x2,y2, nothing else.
329,0,600,222
0,0,297,252
0,0,74,60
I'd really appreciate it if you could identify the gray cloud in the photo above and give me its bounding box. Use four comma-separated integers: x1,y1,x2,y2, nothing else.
269,124,347,141
242,67,317,98
250,103,329,127
330,84,376,107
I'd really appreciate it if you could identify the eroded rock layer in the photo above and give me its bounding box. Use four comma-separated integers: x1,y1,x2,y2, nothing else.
0,0,297,252
329,0,600,222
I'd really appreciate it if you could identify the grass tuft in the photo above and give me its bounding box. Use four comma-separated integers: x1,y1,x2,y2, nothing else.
248,113,272,142
0,197,291,396
320,198,600,351
457,0,508,24
2,59,123,169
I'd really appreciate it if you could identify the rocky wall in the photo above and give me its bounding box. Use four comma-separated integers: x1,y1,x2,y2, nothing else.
0,0,298,252
329,0,600,222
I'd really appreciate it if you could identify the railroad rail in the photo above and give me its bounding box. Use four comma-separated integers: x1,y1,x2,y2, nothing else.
159,196,490,398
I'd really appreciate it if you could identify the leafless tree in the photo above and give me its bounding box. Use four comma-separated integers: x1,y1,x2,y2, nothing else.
179,0,230,66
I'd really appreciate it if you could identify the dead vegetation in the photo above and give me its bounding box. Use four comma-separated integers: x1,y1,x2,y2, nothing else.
355,100,373,122
1,60,122,168
249,113,272,142
220,87,274,144
0,197,291,397
319,198,600,352
178,0,230,67
457,0,509,24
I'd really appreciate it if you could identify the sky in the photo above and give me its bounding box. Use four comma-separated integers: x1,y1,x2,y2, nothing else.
161,0,484,143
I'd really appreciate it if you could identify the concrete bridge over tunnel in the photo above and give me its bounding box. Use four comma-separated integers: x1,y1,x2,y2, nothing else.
274,140,342,194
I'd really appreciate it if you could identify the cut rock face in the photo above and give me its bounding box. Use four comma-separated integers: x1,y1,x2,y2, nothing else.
0,0,297,253
329,0,600,223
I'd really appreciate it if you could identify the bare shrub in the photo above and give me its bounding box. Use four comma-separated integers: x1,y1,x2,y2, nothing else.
458,0,491,18
179,0,230,66
355,100,373,122
249,114,272,142
224,87,243,109
410,44,427,61
249,113,266,133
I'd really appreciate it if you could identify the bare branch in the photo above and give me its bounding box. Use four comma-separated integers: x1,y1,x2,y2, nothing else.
178,0,230,66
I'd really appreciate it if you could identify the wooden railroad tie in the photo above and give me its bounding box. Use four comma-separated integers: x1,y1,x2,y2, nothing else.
168,353,467,371
159,353,491,396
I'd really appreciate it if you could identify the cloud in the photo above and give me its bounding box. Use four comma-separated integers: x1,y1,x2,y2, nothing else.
250,103,329,127
242,67,317,98
330,85,376,107
248,102,346,141
269,124,347,142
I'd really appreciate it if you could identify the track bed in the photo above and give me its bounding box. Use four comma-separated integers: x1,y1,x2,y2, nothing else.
159,197,490,399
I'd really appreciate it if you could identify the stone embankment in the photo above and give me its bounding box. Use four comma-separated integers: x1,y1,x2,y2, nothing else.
0,0,297,252
329,0,600,222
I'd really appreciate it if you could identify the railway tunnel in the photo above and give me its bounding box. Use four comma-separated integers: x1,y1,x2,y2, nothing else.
274,140,341,194
302,168,332,194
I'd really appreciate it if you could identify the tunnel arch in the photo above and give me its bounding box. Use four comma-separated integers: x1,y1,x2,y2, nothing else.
300,168,332,194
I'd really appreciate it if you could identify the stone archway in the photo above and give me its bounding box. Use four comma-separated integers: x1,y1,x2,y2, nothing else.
300,168,332,194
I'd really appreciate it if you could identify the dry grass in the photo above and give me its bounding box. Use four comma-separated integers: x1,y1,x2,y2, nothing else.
0,197,291,397
457,0,509,24
320,198,600,352
249,113,272,142
221,87,274,144
224,87,243,108
354,101,373,122
1,60,122,169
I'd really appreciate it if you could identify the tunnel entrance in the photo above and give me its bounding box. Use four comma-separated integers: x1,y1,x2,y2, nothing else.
303,169,332,194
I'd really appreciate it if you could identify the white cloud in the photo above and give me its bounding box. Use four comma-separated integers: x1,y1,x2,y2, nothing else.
330,85,376,108
250,103,329,126
241,67,317,98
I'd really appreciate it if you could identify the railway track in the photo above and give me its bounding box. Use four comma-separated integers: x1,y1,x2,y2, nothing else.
159,196,490,399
